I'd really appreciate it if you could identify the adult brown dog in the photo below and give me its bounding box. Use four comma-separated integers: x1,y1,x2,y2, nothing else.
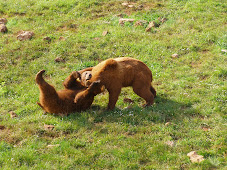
36,70,101,116
83,57,156,110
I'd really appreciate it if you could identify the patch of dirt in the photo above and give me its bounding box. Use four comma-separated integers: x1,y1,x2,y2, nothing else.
57,21,78,32
0,128,22,145
153,81,162,86
124,131,136,136
55,57,65,63
201,49,209,54
0,18,7,24
90,1,161,19
123,98,134,103
0,125,5,130
190,62,201,68
11,12,26,16
199,74,209,80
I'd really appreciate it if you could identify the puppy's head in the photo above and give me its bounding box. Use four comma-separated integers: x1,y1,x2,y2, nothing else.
80,71,92,86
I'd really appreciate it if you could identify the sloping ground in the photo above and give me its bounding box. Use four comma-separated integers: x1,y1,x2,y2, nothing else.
0,0,226,169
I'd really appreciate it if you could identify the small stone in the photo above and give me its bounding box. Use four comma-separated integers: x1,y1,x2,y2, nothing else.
43,36,51,42
191,155,204,163
165,141,175,147
202,127,210,131
44,124,55,131
0,125,5,130
103,21,111,24
0,18,7,24
134,20,147,27
187,151,196,157
55,57,65,63
150,21,159,27
9,111,18,118
17,31,34,41
138,5,144,9
47,144,60,148
116,14,124,18
0,24,7,33
165,122,171,126
145,21,159,32
201,123,211,131
172,53,179,58
102,31,109,36
123,98,134,103
59,36,65,41
126,105,132,109
128,5,134,8
161,18,167,23
119,18,135,25
145,27,151,32
122,2,129,6
135,21,143,26
187,151,205,163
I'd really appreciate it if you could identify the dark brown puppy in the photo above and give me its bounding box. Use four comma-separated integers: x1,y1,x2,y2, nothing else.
36,70,101,116
85,57,156,110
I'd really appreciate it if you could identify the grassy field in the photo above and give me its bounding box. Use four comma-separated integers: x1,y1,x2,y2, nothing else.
0,0,226,169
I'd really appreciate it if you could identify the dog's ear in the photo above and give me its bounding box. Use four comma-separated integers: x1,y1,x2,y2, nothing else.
77,72,81,80
104,59,117,71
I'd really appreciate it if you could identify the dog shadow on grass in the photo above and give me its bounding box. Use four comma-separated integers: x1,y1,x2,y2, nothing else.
63,95,200,126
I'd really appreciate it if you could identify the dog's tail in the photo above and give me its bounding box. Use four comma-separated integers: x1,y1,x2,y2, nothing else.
150,86,156,98
150,72,156,98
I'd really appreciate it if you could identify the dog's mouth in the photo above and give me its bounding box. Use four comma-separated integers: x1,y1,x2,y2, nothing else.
85,80,91,87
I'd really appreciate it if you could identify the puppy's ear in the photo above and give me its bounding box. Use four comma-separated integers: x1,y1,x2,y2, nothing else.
71,71,81,79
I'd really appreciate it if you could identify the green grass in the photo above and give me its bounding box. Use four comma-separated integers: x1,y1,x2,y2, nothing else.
0,0,226,169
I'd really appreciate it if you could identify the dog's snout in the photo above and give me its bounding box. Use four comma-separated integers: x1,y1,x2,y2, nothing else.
86,73,92,81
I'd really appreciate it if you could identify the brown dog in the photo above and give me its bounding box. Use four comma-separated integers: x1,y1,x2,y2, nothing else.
36,70,101,116
85,57,156,110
